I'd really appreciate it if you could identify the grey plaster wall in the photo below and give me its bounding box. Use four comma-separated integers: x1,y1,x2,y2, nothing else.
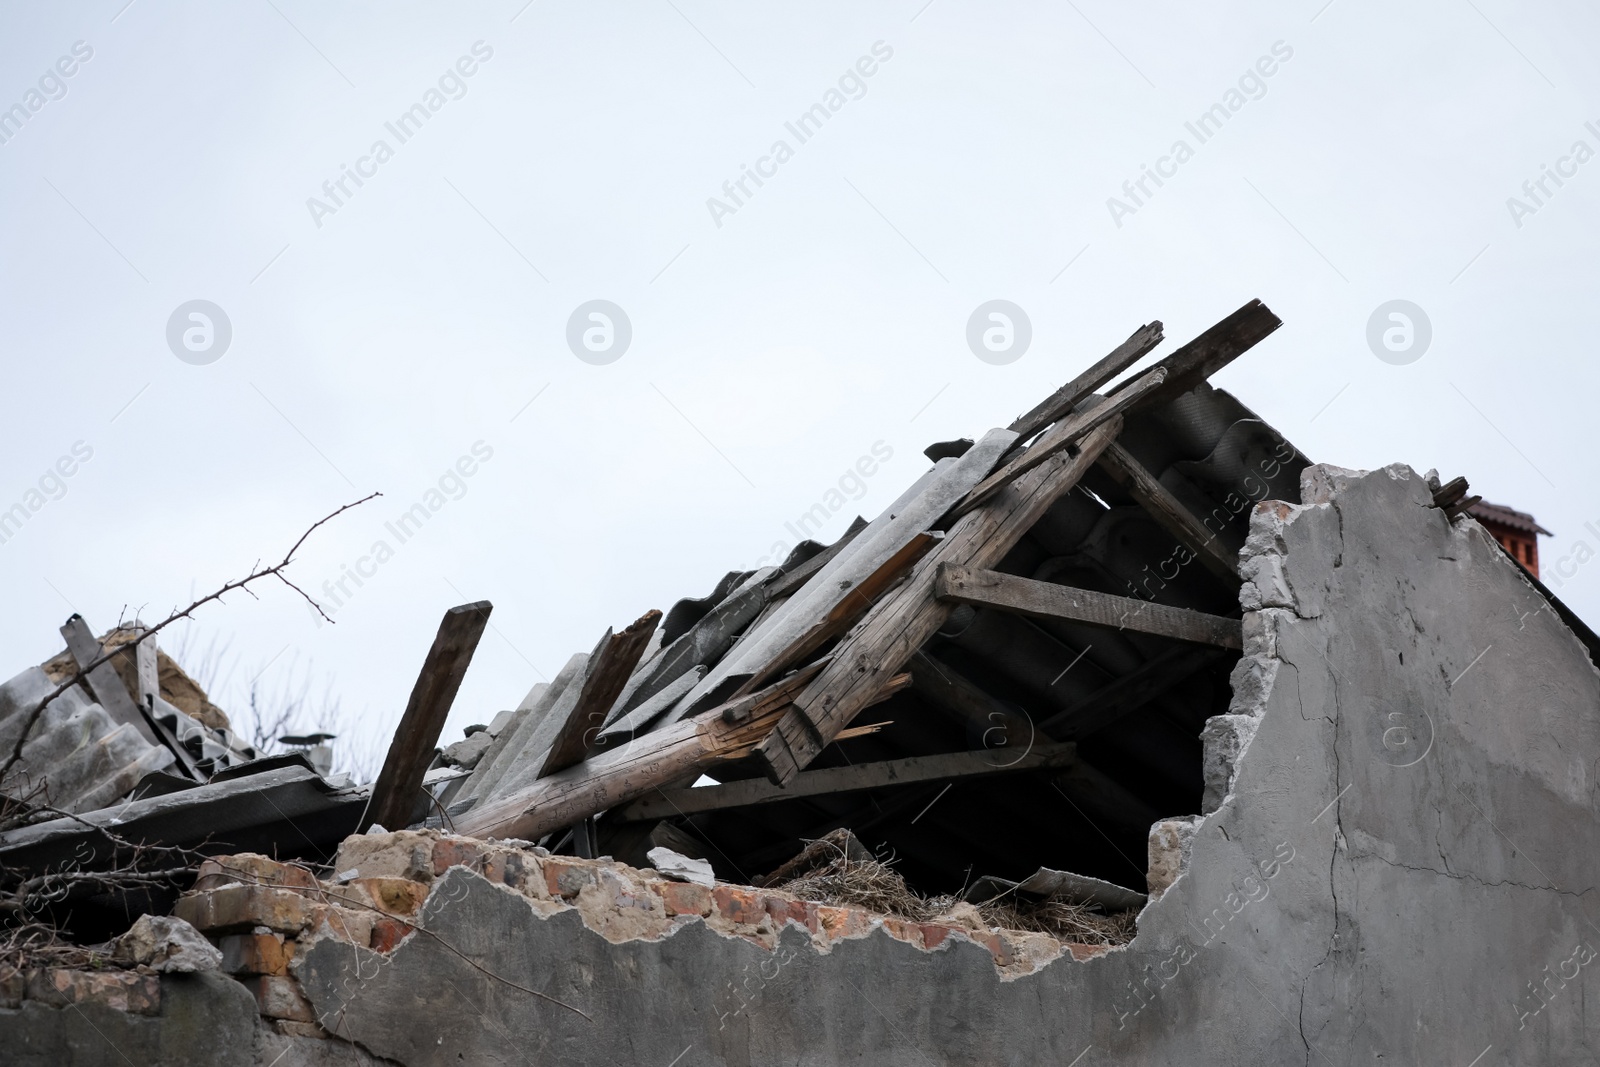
8,463,1599,1065
284,463,1600,1066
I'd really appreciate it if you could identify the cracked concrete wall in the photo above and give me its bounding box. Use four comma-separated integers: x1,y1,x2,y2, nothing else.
279,463,1600,1066
10,462,1599,1065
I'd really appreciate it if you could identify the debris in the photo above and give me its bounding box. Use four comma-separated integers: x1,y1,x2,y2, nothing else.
646,846,714,887
111,914,222,972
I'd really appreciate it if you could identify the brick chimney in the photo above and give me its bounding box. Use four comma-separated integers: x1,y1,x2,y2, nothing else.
1466,500,1551,579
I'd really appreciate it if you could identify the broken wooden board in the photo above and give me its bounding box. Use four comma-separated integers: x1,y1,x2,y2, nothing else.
1007,321,1164,442
59,615,164,749
957,366,1166,514
454,665,827,843
613,742,1081,822
1113,298,1281,411
751,417,1127,786
933,564,1243,649
1097,441,1244,583
537,609,661,778
365,601,491,832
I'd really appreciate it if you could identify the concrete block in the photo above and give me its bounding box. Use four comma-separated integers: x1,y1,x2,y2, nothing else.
175,884,320,935
242,974,317,1023
112,914,222,973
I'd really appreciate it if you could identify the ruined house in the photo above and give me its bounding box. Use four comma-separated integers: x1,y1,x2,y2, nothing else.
2,299,1596,1065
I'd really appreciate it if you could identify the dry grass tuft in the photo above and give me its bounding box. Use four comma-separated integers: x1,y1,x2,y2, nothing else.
771,838,1138,946
0,923,120,980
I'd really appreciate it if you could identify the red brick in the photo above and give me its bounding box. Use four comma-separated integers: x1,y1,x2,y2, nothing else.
26,968,160,1016
919,923,954,950
816,906,870,939
484,850,539,893
543,858,597,900
242,975,317,1023
765,896,819,933
369,916,415,954
1067,943,1111,962
219,933,294,976
881,918,924,948
431,837,489,876
654,881,712,918
967,931,1014,967
195,854,318,893
712,886,764,926
174,884,318,934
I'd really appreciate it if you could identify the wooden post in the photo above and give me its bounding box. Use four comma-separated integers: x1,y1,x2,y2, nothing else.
365,601,492,832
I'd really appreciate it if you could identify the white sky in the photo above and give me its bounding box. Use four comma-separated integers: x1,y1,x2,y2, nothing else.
2,0,1597,770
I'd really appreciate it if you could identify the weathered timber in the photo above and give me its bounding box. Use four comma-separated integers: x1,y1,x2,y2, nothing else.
59,616,164,749
751,417,1127,786
934,564,1243,649
1037,643,1226,739
1112,298,1281,411
958,368,1166,514
366,601,492,832
1097,441,1244,582
734,532,940,699
1007,321,1165,441
613,742,1081,822
538,609,662,778
454,665,826,843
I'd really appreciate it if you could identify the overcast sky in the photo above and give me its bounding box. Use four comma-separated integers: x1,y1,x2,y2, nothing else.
2,0,1597,771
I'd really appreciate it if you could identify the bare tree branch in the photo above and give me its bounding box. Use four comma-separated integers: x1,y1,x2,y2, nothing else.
0,493,380,803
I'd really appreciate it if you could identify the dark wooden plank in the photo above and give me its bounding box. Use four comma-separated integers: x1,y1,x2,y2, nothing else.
1008,321,1164,441
958,367,1166,514
1111,298,1281,412
613,742,1082,822
934,564,1242,649
366,601,492,832
908,650,1045,750
1037,643,1226,739
1097,441,1243,582
751,417,1127,785
538,609,662,778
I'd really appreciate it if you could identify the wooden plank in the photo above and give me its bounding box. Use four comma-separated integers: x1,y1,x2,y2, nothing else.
733,532,940,699
752,417,1127,786
366,601,492,832
60,616,164,749
1037,643,1226,739
1111,298,1281,412
957,367,1166,514
454,665,826,843
934,564,1242,649
613,742,1082,822
537,609,661,778
1097,441,1243,583
1007,321,1164,441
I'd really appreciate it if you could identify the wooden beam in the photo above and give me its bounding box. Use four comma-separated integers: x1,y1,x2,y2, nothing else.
366,601,492,832
1037,643,1226,739
956,367,1166,515
1008,321,1164,441
733,532,940,699
752,417,1127,786
1111,298,1281,412
538,609,661,778
60,616,164,750
613,742,1081,822
934,565,1242,649
1097,441,1243,583
454,664,827,843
